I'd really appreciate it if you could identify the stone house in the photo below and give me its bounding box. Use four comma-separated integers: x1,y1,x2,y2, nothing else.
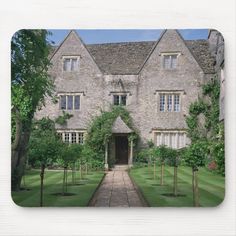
36,29,216,168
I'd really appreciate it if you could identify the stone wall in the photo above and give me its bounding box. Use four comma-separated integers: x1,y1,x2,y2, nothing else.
36,30,210,149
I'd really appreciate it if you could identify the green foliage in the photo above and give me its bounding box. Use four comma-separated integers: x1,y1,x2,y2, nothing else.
28,118,62,167
210,139,225,175
11,30,54,190
11,29,53,126
183,141,208,171
59,143,77,168
136,149,148,163
186,77,224,175
86,106,138,164
165,148,180,167
55,111,73,125
156,145,170,163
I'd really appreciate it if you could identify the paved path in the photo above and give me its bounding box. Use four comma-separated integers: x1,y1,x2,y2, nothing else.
90,169,145,207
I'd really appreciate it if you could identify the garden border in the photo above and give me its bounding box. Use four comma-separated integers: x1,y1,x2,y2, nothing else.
128,170,149,207
87,172,106,206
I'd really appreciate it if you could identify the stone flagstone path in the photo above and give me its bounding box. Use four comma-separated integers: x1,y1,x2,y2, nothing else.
90,168,146,207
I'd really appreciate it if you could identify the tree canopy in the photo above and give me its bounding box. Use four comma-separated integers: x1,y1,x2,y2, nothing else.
11,30,53,190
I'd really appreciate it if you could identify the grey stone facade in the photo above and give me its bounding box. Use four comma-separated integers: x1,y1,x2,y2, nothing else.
36,29,217,165
208,29,225,121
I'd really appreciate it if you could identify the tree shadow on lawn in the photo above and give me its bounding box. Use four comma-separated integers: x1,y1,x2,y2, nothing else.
161,193,186,197
68,182,85,186
51,192,77,197
151,183,168,186
19,187,31,191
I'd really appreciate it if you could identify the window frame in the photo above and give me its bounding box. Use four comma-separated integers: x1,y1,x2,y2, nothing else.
153,130,188,149
57,130,86,144
58,92,83,111
112,93,128,106
62,56,80,72
156,91,183,112
160,52,181,70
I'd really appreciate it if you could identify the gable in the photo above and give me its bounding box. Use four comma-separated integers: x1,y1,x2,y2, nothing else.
49,30,215,75
139,29,205,74
50,30,102,74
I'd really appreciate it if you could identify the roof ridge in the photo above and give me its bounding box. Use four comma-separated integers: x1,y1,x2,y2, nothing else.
86,41,156,46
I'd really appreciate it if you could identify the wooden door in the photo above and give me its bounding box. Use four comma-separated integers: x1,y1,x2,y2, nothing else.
115,136,128,164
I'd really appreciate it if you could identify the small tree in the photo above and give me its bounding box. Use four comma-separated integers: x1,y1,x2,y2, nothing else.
157,145,169,186
60,143,80,194
137,144,157,179
82,144,96,175
69,144,82,184
183,141,208,206
28,118,61,206
166,148,181,196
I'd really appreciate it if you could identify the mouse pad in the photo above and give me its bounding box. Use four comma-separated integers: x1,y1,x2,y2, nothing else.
11,29,225,207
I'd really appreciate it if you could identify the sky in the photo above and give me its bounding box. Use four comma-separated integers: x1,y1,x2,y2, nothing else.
47,29,209,45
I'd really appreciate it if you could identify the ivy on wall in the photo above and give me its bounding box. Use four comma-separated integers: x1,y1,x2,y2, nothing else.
55,111,73,125
186,77,225,175
85,106,138,165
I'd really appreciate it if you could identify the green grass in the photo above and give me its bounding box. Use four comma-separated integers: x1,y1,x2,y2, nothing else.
129,166,225,207
12,169,104,207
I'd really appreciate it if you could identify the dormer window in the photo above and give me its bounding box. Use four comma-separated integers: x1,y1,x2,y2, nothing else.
63,57,79,71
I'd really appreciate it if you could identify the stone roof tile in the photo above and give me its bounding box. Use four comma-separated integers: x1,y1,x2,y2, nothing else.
51,39,215,74
86,41,155,75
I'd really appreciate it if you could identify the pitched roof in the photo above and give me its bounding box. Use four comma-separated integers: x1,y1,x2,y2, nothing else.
112,116,133,134
86,41,155,75
51,34,215,74
87,40,215,74
185,40,215,74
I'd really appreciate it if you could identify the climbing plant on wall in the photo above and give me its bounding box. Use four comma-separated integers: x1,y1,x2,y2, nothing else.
186,76,225,175
85,106,138,164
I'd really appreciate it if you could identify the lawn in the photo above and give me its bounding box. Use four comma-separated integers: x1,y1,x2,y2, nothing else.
12,169,104,207
129,166,225,207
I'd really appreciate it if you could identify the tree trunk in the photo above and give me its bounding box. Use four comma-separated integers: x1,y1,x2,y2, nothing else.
160,163,164,185
194,170,200,207
148,158,151,176
153,161,156,180
40,164,45,207
65,167,68,193
80,163,83,180
71,164,75,184
192,167,195,205
85,163,88,175
62,167,66,195
11,129,31,191
173,166,178,196
192,168,200,207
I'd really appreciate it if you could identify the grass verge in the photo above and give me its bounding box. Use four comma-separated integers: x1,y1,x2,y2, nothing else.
12,169,104,207
129,166,225,207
